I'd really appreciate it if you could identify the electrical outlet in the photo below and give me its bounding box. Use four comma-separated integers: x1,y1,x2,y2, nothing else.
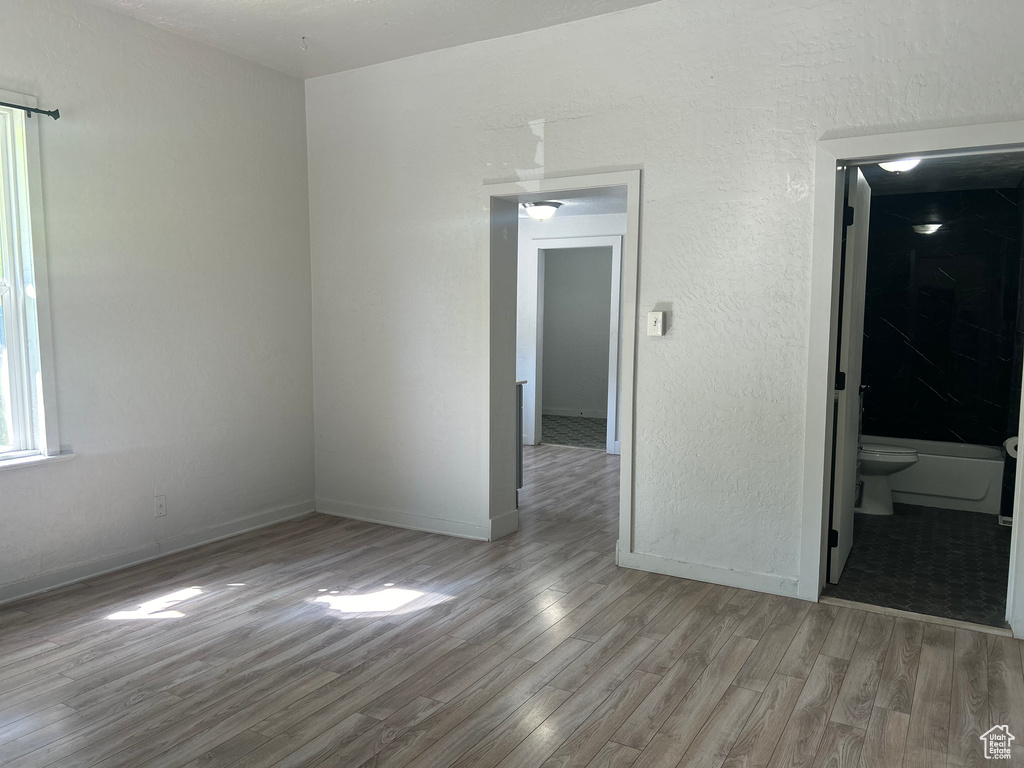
154,495,167,518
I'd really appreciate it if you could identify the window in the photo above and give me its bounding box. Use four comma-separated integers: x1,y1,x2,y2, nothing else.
0,91,60,462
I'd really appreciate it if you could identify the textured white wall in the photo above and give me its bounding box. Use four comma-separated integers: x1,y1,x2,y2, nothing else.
0,0,313,598
517,214,626,443
542,247,613,418
307,0,1024,587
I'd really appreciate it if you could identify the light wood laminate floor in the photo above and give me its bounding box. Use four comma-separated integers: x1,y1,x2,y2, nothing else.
1,444,1023,767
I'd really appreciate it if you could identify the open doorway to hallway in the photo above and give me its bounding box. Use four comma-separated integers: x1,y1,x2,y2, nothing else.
514,188,626,535
486,170,640,552
519,214,624,455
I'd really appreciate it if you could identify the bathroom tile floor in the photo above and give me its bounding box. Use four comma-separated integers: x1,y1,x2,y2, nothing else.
823,503,1013,627
541,414,607,450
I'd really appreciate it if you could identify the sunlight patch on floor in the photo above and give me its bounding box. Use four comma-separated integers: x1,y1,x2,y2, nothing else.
314,587,426,614
106,587,203,619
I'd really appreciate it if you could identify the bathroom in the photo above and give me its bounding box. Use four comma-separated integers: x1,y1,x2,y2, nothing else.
824,152,1024,628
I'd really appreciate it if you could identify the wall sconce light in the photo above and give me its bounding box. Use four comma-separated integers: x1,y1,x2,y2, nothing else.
912,223,942,235
522,202,562,221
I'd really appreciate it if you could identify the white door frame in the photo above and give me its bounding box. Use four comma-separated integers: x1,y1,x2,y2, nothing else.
486,170,641,548
799,120,1024,635
531,235,623,454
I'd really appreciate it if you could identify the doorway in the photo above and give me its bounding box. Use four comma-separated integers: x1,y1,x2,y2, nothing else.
529,237,622,454
802,121,1024,636
485,170,641,554
828,157,1024,626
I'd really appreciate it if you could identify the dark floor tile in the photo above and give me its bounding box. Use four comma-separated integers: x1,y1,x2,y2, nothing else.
823,503,1012,628
541,415,607,450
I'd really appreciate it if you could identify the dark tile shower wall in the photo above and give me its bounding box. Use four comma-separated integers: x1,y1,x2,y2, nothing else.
861,189,1024,447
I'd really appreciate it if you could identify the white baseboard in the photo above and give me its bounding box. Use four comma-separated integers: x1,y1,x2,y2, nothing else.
489,508,519,540
0,500,315,607
316,498,489,541
542,408,606,419
617,548,800,598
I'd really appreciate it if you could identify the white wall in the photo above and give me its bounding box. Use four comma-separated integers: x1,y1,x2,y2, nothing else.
542,247,613,418
0,0,313,601
517,214,626,443
306,0,1024,591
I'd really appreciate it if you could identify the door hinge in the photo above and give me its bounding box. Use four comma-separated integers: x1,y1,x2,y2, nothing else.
829,529,839,548
835,371,846,391
844,205,855,227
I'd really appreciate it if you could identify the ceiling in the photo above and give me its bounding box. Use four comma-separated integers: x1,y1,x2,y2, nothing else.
858,151,1024,196
517,186,628,218
86,0,665,79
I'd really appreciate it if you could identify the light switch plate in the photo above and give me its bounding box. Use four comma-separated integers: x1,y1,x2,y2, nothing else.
647,311,665,336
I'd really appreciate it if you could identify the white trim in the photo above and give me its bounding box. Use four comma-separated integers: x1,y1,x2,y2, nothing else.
534,248,544,445
529,234,623,455
0,500,315,607
619,178,641,558
606,239,622,455
618,548,800,599
801,120,1024,637
489,508,519,540
0,450,74,471
316,498,490,541
799,145,845,601
485,170,641,560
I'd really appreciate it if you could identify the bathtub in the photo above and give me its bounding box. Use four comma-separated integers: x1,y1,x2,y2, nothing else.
861,435,1005,515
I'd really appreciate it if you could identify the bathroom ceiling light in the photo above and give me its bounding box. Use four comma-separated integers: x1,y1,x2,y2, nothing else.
523,202,562,221
912,223,942,235
878,158,921,173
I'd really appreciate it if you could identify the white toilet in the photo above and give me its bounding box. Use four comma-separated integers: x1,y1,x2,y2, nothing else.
857,443,919,516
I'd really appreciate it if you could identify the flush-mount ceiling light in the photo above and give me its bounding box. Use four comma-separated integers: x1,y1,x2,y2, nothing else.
912,223,942,235
523,201,563,221
878,157,921,173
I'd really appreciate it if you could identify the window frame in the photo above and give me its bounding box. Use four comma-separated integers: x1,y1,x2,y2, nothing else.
0,89,61,461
